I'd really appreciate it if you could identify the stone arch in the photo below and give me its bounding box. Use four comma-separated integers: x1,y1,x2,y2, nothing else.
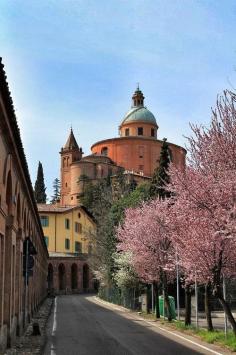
6,170,13,216
83,264,89,291
48,263,54,292
2,154,10,185
58,263,66,291
16,194,21,227
71,263,78,290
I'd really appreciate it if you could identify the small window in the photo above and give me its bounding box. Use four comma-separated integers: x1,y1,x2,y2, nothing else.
125,128,129,136
101,147,108,156
139,165,144,171
65,182,68,187
44,236,49,247
137,127,143,136
40,216,49,227
151,128,155,137
65,218,70,229
75,222,82,233
65,238,70,250
78,212,81,218
75,241,82,253
71,196,73,200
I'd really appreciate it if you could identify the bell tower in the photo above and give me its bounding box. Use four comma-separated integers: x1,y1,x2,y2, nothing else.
60,128,83,205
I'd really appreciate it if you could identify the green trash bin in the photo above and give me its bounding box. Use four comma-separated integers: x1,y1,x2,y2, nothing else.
159,295,176,319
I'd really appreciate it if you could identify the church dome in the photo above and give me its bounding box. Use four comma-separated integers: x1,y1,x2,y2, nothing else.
122,106,157,126
120,86,158,127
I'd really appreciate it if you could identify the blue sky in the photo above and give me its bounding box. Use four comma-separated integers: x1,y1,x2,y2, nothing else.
1,0,236,198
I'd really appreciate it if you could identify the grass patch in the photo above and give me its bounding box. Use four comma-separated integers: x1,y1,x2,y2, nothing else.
160,319,236,352
137,314,236,351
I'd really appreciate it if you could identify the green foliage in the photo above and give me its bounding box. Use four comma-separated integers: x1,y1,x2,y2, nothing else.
110,182,151,227
150,138,171,199
51,178,60,204
34,161,47,203
82,171,150,286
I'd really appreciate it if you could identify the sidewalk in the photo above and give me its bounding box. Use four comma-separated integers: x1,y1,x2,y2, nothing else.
5,297,54,355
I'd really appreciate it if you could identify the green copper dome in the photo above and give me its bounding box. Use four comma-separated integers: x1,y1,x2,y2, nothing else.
121,86,158,127
122,106,157,126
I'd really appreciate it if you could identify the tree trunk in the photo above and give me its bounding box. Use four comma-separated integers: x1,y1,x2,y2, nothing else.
185,285,191,326
153,282,160,318
162,272,172,321
164,289,172,321
205,284,213,331
217,293,236,336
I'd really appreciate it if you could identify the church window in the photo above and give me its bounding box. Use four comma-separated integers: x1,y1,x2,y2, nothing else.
151,128,155,137
137,127,143,136
65,218,70,229
78,212,81,218
65,182,68,187
65,238,70,250
125,128,129,136
101,147,108,156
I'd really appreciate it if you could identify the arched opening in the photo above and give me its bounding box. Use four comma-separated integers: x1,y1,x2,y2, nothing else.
6,171,13,215
101,147,108,156
58,264,66,291
17,194,21,227
71,263,78,290
48,264,54,292
83,264,89,291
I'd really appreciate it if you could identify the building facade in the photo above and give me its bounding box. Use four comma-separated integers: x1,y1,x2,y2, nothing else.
0,58,48,352
38,204,96,294
60,86,186,206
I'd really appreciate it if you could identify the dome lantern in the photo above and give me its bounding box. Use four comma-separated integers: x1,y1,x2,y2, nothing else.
132,84,145,107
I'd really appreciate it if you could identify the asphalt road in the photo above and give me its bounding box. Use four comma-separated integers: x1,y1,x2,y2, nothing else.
44,295,225,355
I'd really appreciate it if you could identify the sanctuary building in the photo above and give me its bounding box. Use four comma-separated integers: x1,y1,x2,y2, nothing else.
60,86,186,205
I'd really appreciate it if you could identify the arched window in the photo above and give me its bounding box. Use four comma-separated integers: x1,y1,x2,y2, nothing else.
101,147,108,156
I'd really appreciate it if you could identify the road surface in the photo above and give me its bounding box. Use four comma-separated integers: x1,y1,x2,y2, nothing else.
44,295,226,355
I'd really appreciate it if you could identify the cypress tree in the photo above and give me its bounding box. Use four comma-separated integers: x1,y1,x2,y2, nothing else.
150,138,171,199
34,161,47,203
51,178,61,204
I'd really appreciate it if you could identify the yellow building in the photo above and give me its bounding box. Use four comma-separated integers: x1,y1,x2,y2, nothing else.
37,204,95,255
